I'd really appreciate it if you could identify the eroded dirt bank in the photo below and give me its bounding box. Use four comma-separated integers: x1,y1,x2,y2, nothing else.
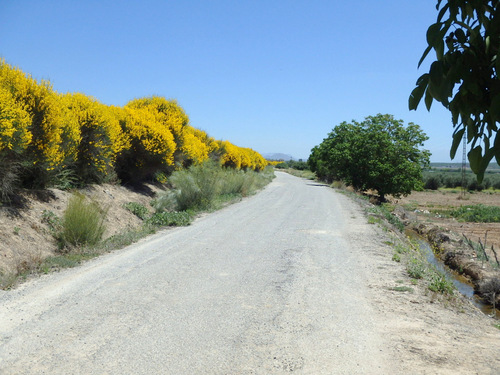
0,184,162,276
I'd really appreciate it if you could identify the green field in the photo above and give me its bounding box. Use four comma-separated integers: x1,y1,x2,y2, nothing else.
424,163,500,191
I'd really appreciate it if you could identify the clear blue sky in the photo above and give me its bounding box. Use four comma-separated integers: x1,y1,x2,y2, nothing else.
0,0,454,162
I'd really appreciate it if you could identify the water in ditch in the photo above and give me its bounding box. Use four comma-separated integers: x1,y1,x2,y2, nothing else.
411,235,499,319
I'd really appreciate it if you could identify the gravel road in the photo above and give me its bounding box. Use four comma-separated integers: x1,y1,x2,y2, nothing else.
0,172,400,374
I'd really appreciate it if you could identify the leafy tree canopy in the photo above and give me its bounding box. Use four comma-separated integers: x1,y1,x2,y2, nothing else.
308,114,430,200
409,0,500,181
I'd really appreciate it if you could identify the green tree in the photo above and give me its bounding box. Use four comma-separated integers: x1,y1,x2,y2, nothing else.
409,0,500,181
308,114,430,201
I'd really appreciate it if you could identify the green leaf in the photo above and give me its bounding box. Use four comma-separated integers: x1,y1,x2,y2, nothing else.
450,128,465,159
409,74,429,110
477,147,496,183
437,3,449,22
429,61,444,86
424,87,433,110
490,93,500,122
495,132,500,165
436,39,445,60
418,46,432,68
427,23,443,48
468,146,483,174
455,28,466,43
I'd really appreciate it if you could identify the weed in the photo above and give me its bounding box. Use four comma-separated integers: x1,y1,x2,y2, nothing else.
123,202,149,220
151,191,177,213
407,257,426,279
394,244,408,254
41,210,62,234
428,272,454,294
366,204,404,231
13,226,20,235
390,286,414,293
98,224,157,252
392,253,401,262
147,211,193,227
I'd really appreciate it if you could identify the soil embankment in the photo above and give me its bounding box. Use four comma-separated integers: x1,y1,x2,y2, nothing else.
0,184,162,278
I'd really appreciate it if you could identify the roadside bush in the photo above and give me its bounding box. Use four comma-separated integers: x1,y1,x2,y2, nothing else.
59,193,107,249
274,162,288,169
150,191,177,213
159,162,274,212
169,162,221,211
219,169,249,196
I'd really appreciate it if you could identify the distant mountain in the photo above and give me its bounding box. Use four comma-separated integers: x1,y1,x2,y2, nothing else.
263,153,294,161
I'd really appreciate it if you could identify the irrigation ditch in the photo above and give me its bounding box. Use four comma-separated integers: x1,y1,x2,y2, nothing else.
395,208,500,319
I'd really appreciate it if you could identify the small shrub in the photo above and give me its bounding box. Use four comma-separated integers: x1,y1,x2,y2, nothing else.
0,157,21,203
424,176,441,190
41,210,62,234
407,258,426,279
379,204,405,232
274,162,288,169
392,253,401,262
151,191,178,213
170,163,221,211
59,193,107,249
147,211,192,227
331,180,346,189
428,273,454,294
51,168,80,190
123,202,149,220
154,171,168,184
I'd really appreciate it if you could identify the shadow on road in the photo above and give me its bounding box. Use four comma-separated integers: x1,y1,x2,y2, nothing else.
306,183,328,187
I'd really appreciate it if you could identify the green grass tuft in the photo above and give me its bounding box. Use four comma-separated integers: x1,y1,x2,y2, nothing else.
59,193,107,249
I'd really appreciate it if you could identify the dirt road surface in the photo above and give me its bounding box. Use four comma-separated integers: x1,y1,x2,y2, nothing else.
0,172,498,374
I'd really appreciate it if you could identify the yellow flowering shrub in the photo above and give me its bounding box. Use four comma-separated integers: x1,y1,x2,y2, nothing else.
0,60,83,189
0,60,268,188
179,126,211,166
217,141,267,171
218,140,242,169
62,93,126,182
0,86,32,154
192,128,219,156
126,96,188,143
244,148,267,171
116,105,176,181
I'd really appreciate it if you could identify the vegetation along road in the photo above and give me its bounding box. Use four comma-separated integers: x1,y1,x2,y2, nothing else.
1,172,499,374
